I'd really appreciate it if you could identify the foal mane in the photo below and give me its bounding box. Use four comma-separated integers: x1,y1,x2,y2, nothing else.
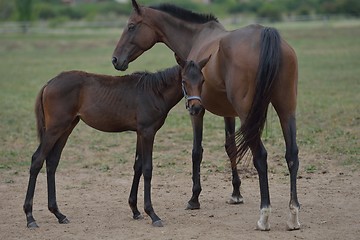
135,65,181,95
149,4,218,24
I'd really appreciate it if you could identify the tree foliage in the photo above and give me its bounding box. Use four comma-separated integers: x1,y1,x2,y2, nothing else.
0,0,359,22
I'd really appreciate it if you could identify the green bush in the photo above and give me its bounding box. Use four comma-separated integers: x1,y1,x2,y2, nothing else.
35,3,57,20
0,0,16,21
257,3,283,22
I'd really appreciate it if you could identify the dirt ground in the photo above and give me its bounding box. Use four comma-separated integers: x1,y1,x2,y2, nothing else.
1,152,359,240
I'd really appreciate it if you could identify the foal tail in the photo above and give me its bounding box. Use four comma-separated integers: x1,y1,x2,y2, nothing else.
235,27,281,161
35,84,47,142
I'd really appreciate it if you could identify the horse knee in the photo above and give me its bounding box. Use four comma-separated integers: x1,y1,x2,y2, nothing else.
192,147,203,160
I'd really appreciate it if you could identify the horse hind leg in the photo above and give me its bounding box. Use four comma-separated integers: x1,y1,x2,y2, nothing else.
280,115,300,230
24,132,62,228
46,118,79,225
251,140,271,231
224,117,243,204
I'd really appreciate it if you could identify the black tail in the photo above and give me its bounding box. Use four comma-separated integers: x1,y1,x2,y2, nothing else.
235,27,282,161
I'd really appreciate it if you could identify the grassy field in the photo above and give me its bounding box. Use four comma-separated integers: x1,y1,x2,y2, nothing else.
0,19,359,180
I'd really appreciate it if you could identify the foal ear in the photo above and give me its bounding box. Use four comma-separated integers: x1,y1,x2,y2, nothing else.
198,55,211,70
175,53,186,68
132,0,141,15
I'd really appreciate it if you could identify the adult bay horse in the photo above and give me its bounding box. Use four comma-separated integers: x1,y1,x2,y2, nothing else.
112,0,300,231
23,62,208,228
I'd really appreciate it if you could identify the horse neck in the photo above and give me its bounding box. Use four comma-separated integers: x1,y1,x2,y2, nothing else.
159,66,183,109
146,8,223,60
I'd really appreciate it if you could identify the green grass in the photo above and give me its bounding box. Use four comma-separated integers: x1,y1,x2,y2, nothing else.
0,20,359,176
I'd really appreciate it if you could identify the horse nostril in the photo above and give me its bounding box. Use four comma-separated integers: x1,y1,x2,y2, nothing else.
112,57,118,65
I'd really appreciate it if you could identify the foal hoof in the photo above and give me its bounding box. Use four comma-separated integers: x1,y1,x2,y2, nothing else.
59,217,70,224
227,195,244,204
133,214,144,220
152,220,164,227
27,221,39,229
186,201,200,210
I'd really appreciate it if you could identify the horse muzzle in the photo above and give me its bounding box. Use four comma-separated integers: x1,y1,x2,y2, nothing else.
185,96,203,116
112,56,128,71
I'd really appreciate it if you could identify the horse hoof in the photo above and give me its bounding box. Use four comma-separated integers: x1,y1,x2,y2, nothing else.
286,221,300,231
186,202,200,210
256,207,271,231
27,221,39,229
287,204,300,230
133,214,144,220
59,217,70,224
152,220,163,227
256,220,270,231
227,195,244,204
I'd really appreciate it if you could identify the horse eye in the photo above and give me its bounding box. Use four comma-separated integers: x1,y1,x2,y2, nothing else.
128,24,136,32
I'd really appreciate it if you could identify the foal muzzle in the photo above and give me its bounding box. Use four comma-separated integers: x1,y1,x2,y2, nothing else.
182,82,202,113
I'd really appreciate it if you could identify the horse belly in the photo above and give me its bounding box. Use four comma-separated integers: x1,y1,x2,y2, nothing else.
202,87,237,117
80,109,137,132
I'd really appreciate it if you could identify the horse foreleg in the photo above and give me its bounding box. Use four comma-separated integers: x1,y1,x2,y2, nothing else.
139,131,162,227
224,117,243,204
252,140,271,231
280,115,300,230
186,109,205,210
129,139,143,220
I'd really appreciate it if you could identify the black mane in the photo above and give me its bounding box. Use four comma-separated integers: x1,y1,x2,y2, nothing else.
135,65,181,95
149,4,218,24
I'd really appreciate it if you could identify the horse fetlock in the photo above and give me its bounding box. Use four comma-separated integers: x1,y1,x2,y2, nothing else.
287,204,300,230
256,207,271,231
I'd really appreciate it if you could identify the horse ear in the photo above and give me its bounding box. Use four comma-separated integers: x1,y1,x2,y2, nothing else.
132,0,141,15
198,55,211,70
175,53,186,68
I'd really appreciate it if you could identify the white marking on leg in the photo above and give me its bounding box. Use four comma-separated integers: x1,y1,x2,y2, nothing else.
287,204,300,230
256,207,271,231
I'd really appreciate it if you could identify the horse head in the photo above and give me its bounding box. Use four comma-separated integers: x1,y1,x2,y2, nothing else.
176,54,211,116
112,0,158,71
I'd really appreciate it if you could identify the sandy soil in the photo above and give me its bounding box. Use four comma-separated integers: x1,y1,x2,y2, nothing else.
1,153,359,240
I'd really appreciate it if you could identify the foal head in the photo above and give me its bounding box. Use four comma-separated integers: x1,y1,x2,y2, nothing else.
176,54,211,116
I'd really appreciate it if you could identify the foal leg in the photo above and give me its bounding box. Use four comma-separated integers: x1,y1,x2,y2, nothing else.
251,140,271,231
138,131,162,227
23,133,61,228
186,109,205,210
46,119,78,224
280,115,300,230
128,139,144,220
224,117,243,204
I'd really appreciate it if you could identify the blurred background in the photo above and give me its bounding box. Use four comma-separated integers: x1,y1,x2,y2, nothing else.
1,0,359,33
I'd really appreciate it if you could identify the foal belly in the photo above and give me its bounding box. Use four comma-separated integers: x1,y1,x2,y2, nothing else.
79,110,137,132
